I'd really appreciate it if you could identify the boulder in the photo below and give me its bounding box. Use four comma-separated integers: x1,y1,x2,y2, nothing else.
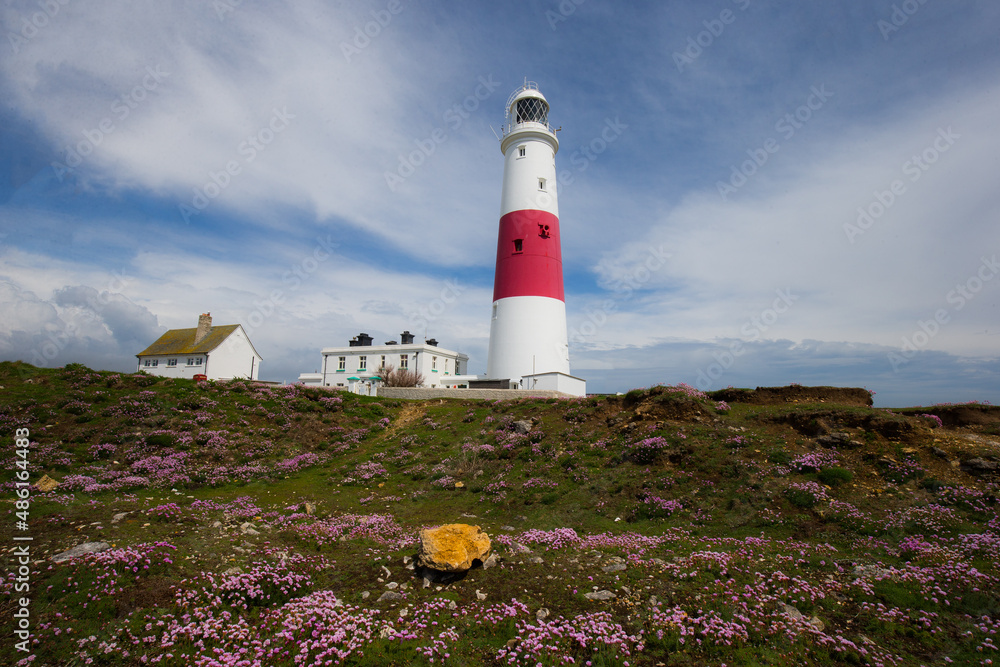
51,542,111,563
962,458,999,476
35,475,60,492
584,590,616,601
513,420,534,434
418,524,491,572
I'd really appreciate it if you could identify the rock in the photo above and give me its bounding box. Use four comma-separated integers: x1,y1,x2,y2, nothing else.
361,591,370,599
51,542,111,563
111,512,129,524
528,556,544,565
602,562,626,573
816,433,858,449
211,520,223,529
476,589,487,600
536,607,550,621
782,604,804,621
386,582,399,590
454,481,465,489
932,447,948,459
34,475,60,492
512,420,533,434
418,524,491,572
239,522,260,535
852,564,891,580
303,502,316,515
377,591,403,602
223,566,243,575
584,590,616,601
482,553,500,569
809,615,825,632
962,458,999,475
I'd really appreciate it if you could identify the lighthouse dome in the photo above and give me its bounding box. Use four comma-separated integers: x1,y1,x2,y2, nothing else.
505,81,550,128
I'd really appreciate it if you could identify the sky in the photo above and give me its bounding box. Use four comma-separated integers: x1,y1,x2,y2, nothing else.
1,0,998,408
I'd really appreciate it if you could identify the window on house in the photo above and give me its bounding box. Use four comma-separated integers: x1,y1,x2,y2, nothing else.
144,359,156,367
338,357,346,371
380,355,386,369
359,356,367,371
167,359,177,367
432,356,437,371
518,146,526,157
186,358,202,366
513,239,523,253
400,354,408,369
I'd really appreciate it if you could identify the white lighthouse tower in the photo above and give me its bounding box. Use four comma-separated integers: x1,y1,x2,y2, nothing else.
485,82,586,396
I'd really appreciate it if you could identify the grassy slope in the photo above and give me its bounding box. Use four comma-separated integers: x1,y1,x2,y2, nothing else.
1,361,999,666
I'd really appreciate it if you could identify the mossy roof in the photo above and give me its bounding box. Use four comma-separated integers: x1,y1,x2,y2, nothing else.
136,325,240,357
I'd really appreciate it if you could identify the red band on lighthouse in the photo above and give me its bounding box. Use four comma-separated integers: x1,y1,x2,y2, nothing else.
492,208,564,302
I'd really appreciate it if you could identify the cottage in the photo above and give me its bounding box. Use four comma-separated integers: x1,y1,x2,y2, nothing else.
136,313,262,380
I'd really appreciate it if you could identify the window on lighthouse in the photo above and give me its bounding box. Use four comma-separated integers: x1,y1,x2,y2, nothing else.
513,239,523,253
538,178,546,191
518,146,526,157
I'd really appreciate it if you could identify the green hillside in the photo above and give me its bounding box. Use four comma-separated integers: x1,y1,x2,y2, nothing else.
2,361,999,666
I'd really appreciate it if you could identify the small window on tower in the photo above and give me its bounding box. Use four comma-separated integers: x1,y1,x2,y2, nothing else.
518,146,526,157
513,239,523,253
538,178,546,191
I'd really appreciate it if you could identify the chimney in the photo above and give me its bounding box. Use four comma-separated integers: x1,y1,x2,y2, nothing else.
195,312,212,344
426,338,439,347
400,330,415,344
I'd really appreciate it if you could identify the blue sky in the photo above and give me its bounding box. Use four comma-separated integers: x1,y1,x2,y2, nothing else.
1,0,998,407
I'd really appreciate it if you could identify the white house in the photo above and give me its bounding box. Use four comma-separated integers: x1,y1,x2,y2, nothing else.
136,313,262,381
297,331,471,394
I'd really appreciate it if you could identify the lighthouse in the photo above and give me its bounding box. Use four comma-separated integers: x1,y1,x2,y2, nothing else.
485,82,585,396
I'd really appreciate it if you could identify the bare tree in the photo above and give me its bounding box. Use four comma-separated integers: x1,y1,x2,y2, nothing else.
374,364,424,387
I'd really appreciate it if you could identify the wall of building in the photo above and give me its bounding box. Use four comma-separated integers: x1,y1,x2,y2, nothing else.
138,355,208,380
208,328,261,380
319,344,467,388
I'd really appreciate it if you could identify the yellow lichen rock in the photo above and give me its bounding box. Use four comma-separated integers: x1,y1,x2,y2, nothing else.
35,475,59,492
418,524,491,572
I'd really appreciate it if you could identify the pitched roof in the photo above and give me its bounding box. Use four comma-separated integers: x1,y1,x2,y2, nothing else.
136,325,240,357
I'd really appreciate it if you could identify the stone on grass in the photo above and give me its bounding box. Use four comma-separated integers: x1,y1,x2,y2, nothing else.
51,542,110,563
513,420,533,434
35,475,60,492
584,590,616,601
418,524,491,572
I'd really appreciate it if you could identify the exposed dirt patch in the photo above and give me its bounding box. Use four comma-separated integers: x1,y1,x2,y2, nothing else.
896,405,1000,428
606,386,715,427
382,402,427,439
710,385,874,407
759,408,924,442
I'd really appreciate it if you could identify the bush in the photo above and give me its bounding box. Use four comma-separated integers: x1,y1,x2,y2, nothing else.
818,467,854,486
146,433,175,448
786,489,819,509
768,450,792,465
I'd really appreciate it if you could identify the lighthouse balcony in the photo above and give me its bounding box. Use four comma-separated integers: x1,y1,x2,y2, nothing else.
502,120,556,137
